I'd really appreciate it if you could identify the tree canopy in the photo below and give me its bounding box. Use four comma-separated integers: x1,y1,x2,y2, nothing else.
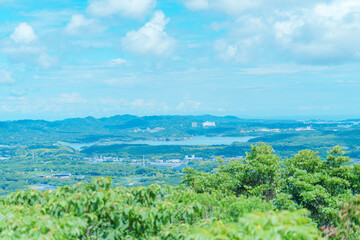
0,143,359,239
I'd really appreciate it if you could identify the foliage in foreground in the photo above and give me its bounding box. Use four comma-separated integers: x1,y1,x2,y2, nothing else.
323,196,360,240
189,210,322,240
0,177,325,239
184,143,360,227
0,143,359,239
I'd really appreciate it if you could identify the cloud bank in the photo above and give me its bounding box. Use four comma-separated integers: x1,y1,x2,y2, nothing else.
122,11,175,56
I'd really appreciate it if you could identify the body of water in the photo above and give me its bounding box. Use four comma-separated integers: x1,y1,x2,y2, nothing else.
65,136,257,151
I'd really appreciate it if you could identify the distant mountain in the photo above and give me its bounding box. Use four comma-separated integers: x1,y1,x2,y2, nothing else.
0,115,308,146
0,115,242,145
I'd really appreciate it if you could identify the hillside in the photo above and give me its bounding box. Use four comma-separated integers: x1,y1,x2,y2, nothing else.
1,143,359,239
0,115,312,145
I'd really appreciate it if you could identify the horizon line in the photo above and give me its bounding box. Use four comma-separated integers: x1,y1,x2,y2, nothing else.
1,113,360,122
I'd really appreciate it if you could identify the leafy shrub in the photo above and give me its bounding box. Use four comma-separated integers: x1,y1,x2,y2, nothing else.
323,196,360,240
189,210,323,240
1,143,358,239
0,177,275,239
184,143,358,227
0,205,86,239
183,143,281,200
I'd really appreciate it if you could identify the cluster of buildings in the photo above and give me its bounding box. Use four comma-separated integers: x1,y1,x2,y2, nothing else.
190,121,315,132
85,154,245,168
147,159,184,167
242,126,315,133
255,128,282,133
36,172,71,179
129,158,185,167
84,156,122,164
295,126,314,131
191,121,216,128
0,156,10,160
132,127,165,133
184,155,204,161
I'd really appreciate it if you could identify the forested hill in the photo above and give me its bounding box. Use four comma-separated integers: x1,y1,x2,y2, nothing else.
0,115,307,145
2,115,360,158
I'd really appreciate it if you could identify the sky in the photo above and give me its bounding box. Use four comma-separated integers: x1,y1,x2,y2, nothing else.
1,0,360,120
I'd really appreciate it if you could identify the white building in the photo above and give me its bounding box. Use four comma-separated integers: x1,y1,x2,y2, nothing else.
257,128,281,133
185,155,195,160
295,126,314,131
191,122,198,128
167,159,181,164
203,121,216,127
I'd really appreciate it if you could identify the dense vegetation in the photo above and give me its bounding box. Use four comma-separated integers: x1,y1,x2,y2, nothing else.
0,143,230,195
0,145,185,196
2,114,360,160
0,177,325,239
184,144,360,226
81,143,251,159
0,115,257,145
1,143,359,239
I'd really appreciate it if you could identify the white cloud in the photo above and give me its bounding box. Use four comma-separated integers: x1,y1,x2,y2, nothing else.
215,39,253,63
0,70,15,85
209,0,360,65
122,11,175,56
130,99,170,111
273,0,360,64
214,16,265,62
0,96,63,114
176,100,202,111
37,54,59,69
2,46,44,57
274,18,304,44
3,24,58,68
65,14,104,36
88,0,156,18
184,0,260,15
58,93,87,104
2,46,58,68
313,0,360,20
109,58,127,65
105,76,137,87
10,23,37,44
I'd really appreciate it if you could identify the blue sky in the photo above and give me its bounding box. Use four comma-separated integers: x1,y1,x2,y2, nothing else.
1,0,360,120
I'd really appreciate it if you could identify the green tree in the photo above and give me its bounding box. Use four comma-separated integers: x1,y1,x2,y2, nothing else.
184,143,281,201
189,210,323,240
323,196,360,240
282,147,353,225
